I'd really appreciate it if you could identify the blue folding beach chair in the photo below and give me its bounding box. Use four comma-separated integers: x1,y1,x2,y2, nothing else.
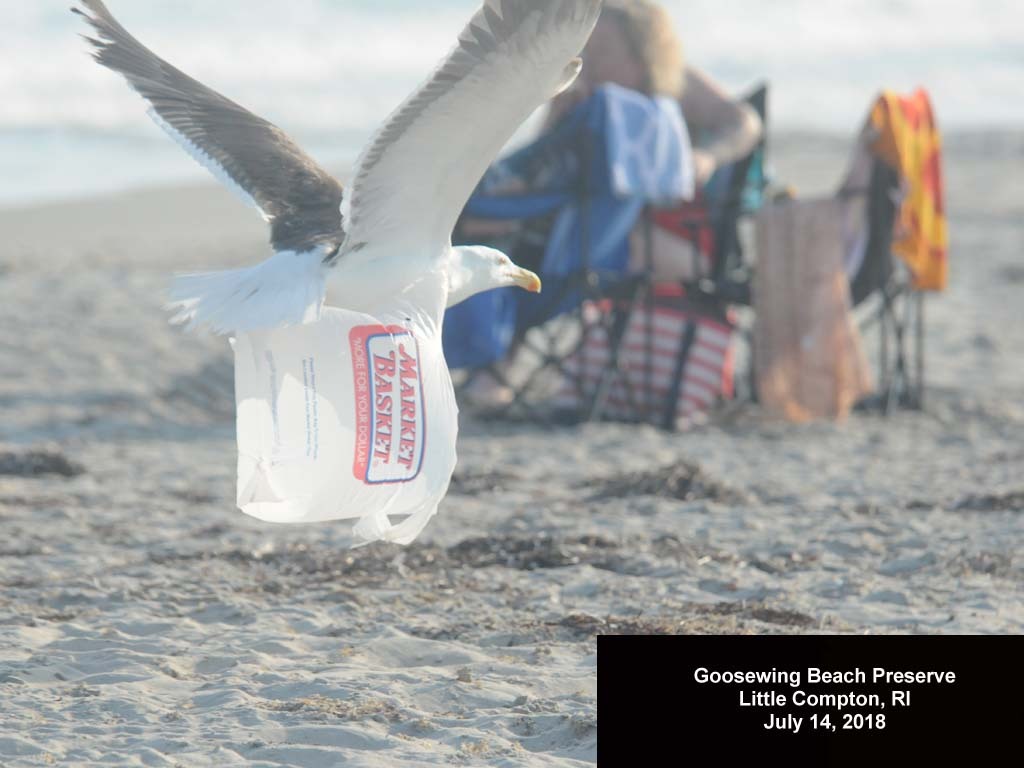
444,84,773,424
443,83,695,412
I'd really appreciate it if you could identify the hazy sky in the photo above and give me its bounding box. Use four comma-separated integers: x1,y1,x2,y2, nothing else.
5,0,1022,131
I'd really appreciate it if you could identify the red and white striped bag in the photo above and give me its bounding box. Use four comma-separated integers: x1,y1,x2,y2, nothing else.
555,290,735,429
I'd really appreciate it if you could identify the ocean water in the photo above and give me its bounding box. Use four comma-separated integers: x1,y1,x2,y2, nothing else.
1,0,1021,207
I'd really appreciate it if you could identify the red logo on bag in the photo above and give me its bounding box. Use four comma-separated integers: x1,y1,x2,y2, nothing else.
350,325,426,485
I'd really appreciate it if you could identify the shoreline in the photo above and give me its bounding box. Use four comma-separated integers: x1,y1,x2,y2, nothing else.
2,126,1020,217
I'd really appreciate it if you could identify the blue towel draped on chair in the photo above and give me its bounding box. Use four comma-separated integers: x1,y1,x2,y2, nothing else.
443,83,694,370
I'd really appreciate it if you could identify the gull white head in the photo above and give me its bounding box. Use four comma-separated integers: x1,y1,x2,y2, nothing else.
446,245,542,308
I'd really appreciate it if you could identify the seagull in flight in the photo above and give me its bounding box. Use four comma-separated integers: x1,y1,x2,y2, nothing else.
75,0,602,545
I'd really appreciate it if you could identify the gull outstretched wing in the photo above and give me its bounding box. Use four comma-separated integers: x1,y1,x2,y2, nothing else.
75,0,345,254
336,0,601,258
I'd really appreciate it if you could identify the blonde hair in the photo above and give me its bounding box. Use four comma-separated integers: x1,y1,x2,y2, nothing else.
602,0,685,99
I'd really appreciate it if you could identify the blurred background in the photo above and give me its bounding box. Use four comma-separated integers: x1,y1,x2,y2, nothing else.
2,0,1021,206
0,3,1022,763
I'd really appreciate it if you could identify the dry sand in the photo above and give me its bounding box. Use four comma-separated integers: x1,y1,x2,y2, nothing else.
0,132,1021,766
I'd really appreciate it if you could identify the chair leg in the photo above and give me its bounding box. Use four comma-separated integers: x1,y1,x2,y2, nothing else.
878,292,892,414
588,303,628,422
664,320,698,431
587,279,650,422
747,328,759,404
503,305,592,419
915,291,925,409
893,288,912,408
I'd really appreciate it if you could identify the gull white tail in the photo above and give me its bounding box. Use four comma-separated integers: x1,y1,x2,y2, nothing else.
168,250,327,334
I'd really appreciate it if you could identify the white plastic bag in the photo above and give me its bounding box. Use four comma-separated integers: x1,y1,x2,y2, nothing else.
232,308,458,545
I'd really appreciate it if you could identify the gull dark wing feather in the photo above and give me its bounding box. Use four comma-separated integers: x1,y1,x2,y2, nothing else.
337,0,601,259
74,0,345,253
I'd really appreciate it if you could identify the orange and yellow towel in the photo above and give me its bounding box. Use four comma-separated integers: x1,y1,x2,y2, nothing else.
869,89,948,291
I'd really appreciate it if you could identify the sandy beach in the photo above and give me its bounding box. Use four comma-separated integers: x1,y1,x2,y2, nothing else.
0,131,1021,765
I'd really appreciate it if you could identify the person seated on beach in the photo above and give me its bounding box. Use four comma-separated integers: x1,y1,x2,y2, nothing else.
550,0,765,281
459,0,763,404
554,0,762,187
462,0,763,256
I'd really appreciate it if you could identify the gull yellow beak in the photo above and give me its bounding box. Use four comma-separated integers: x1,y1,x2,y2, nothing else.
508,266,542,294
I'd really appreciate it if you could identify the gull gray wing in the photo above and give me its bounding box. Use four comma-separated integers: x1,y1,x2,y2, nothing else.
74,0,345,254
336,0,601,258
